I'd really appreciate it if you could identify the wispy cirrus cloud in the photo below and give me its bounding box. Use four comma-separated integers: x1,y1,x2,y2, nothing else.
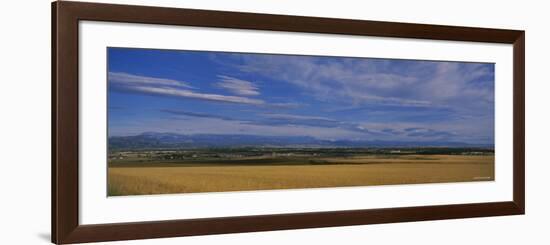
404,127,456,138
265,102,303,109
223,55,435,107
161,109,241,121
258,113,342,128
160,110,341,128
109,72,266,105
210,53,494,143
217,54,493,111
157,109,457,141
249,113,377,135
262,113,338,122
109,72,193,88
216,75,260,96
257,114,456,138
160,109,364,134
131,86,265,105
381,128,402,135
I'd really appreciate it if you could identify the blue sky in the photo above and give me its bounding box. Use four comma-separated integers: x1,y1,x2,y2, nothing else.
108,47,495,144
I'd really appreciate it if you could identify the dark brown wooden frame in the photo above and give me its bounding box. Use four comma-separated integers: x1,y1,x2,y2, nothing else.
52,1,525,244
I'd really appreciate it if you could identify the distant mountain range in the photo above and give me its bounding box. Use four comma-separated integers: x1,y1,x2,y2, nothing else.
108,132,492,150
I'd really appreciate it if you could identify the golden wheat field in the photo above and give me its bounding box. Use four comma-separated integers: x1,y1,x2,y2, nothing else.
107,155,494,196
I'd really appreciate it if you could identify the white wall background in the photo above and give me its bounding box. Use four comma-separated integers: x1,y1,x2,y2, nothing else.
1,0,548,244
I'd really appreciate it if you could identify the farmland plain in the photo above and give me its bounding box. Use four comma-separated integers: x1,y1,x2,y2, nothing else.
107,149,494,196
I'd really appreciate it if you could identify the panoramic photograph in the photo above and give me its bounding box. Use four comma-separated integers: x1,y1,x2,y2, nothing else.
107,47,495,196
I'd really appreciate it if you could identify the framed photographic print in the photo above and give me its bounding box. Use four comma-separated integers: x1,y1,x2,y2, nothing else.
52,1,525,244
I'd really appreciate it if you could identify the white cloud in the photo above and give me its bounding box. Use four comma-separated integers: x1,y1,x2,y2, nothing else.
216,54,494,143
109,72,267,105
109,72,193,88
262,113,337,121
230,55,436,106
227,54,493,110
110,116,362,140
216,75,260,96
130,86,265,105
